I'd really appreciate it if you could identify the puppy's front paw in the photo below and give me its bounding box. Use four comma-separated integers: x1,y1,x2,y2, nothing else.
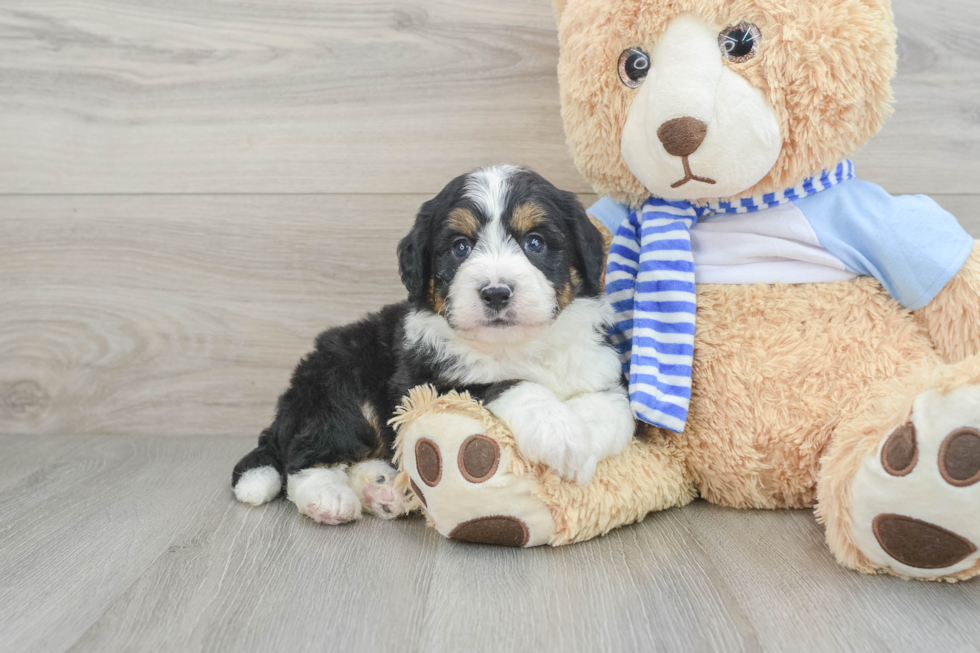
301,485,362,525
287,467,362,525
503,400,595,484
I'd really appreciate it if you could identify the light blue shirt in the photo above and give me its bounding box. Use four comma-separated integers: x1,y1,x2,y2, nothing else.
590,179,974,310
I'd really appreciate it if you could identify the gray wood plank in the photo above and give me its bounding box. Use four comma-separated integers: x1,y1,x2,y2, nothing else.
854,0,980,194
681,504,980,653
67,501,439,652
409,510,760,653
0,435,97,494
0,0,977,195
66,491,441,653
0,435,257,653
933,195,980,232
0,0,577,195
0,194,418,438
2,435,980,652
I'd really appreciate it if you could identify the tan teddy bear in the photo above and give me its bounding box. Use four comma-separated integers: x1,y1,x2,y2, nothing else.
393,0,980,581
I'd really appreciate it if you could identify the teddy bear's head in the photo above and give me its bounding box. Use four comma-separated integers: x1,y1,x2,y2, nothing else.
554,0,897,207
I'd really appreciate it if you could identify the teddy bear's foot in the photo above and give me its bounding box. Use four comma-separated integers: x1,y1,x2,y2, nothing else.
848,384,980,579
393,389,555,547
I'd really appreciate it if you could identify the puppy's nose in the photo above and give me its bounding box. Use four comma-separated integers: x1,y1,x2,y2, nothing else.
480,285,512,311
657,117,708,157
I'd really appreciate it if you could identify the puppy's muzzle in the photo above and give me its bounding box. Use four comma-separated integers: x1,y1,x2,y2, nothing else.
480,284,513,312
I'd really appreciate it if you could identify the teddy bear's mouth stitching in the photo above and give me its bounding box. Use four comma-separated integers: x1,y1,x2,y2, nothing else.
671,155,717,188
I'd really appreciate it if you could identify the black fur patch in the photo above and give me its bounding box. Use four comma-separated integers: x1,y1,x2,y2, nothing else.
233,168,612,489
498,169,607,299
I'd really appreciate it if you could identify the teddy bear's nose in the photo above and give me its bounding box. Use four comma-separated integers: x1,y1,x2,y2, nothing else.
657,117,708,158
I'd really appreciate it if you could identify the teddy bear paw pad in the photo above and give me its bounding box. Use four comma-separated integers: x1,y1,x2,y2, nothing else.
415,438,443,486
938,428,980,487
399,409,555,547
450,515,530,547
458,434,500,483
851,384,980,577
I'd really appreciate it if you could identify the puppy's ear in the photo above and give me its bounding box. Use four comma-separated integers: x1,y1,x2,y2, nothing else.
561,191,607,296
397,205,432,306
400,173,469,307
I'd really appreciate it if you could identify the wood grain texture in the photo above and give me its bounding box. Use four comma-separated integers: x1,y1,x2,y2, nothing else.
0,0,575,194
1,194,977,438
1,434,980,653
0,0,977,195
0,194,417,437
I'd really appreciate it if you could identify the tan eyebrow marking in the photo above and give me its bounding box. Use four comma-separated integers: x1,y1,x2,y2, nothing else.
510,203,547,234
557,268,583,310
447,207,480,238
429,278,446,315
557,282,575,310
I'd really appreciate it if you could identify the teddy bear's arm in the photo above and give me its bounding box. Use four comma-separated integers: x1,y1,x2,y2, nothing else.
915,241,980,363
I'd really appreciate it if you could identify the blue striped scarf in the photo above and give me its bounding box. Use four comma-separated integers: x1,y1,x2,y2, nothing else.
606,161,856,432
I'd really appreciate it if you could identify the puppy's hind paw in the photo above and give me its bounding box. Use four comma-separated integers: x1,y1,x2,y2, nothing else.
234,465,282,506
349,460,413,520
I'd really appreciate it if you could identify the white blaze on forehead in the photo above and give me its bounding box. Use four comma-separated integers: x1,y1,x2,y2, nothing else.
462,164,524,271
464,165,521,222
447,165,557,337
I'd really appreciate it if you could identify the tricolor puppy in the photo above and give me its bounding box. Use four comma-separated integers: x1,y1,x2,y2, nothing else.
232,166,635,525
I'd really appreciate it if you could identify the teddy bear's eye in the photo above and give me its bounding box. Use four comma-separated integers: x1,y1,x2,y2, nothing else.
719,22,762,63
618,48,650,88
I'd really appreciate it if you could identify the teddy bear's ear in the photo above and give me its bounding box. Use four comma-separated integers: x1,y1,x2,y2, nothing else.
552,0,569,23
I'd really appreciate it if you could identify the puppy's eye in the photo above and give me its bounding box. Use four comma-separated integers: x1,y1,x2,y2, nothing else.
523,234,546,254
618,48,650,88
719,22,761,63
452,238,472,259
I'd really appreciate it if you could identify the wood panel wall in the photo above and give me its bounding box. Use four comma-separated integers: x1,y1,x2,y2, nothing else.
1,0,978,436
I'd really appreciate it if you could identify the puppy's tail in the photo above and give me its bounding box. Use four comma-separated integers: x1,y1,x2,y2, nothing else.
232,435,284,506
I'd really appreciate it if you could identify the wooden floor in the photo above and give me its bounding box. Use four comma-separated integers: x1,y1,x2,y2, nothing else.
2,434,980,653
2,0,980,651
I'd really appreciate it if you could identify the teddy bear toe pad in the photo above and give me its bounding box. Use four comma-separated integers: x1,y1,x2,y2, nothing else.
400,410,554,547
851,385,980,577
938,428,980,487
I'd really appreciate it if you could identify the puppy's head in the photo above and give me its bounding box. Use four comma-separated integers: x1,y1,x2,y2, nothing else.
398,166,606,342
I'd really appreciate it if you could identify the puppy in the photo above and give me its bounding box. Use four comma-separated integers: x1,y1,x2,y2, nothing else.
232,165,635,525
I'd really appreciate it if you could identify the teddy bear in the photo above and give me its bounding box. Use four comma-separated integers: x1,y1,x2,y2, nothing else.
391,0,980,581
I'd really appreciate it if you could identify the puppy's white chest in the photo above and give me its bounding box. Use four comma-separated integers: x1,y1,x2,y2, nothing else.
461,335,620,400
405,297,622,399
